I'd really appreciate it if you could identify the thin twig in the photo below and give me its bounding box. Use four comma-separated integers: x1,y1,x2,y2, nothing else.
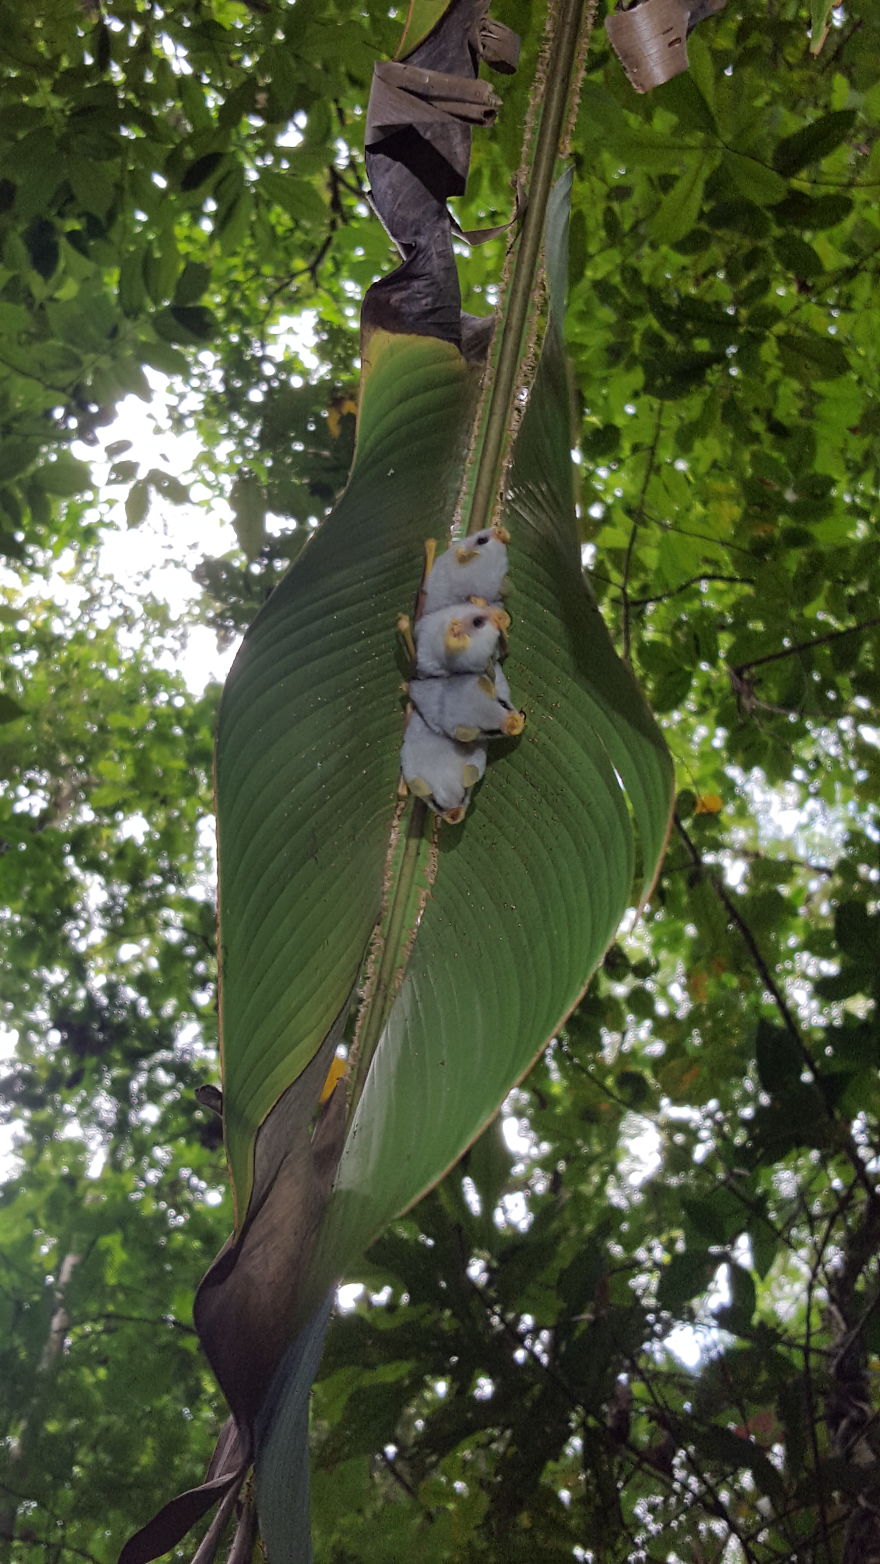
621,409,662,664
380,1448,424,1506
674,816,805,1051
731,615,880,675
68,1311,198,1336
623,573,754,609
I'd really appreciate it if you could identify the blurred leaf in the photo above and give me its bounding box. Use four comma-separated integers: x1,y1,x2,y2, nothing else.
230,475,267,559
657,1250,718,1312
37,454,92,495
125,478,150,528
773,110,857,176
0,693,25,723
650,158,710,245
754,1021,804,1096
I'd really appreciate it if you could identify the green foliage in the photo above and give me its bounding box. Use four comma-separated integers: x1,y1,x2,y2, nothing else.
214,331,478,1220
0,0,394,558
1,1,880,1562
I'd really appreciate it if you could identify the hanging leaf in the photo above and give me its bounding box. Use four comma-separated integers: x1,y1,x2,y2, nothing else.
229,473,267,559
124,479,150,529
650,154,714,244
772,110,856,178
215,327,478,1223
310,168,673,1285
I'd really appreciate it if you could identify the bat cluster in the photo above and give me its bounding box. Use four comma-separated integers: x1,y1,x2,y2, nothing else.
399,525,525,823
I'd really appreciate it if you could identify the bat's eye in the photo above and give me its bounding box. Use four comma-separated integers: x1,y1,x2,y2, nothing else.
472,615,486,629
476,533,489,545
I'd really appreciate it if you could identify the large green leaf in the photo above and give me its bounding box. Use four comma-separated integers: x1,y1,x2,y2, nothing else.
248,175,673,1564
215,331,479,1219
313,173,673,1278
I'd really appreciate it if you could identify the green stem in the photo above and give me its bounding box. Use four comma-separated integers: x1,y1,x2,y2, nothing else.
461,0,592,536
346,798,431,1120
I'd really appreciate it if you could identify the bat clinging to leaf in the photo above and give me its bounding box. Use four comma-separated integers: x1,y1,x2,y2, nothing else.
409,671,525,742
414,602,510,677
398,529,524,821
400,709,486,823
420,524,511,614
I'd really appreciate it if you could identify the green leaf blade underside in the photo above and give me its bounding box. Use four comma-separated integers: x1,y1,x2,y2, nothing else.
316,180,674,1277
216,332,477,1219
394,0,449,58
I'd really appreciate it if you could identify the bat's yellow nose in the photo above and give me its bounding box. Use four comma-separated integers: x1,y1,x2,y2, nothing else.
444,619,471,653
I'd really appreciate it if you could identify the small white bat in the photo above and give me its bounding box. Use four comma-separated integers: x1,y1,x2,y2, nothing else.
400,709,487,823
421,525,510,615
409,671,525,743
414,602,510,678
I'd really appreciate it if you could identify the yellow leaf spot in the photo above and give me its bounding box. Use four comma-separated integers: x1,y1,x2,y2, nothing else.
695,793,723,815
319,1053,347,1103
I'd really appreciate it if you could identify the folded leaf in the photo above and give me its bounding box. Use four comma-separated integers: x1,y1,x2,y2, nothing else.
313,172,674,1281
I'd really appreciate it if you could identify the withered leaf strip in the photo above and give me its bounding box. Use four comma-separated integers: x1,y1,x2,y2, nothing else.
118,1019,346,1563
117,1420,247,1564
363,0,517,345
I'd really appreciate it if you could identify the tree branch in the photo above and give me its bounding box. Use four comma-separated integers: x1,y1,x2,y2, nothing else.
623,572,754,609
731,615,880,676
621,409,663,664
674,815,806,1051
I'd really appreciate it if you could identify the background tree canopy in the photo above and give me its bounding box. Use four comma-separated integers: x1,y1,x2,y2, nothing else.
1,1,880,1561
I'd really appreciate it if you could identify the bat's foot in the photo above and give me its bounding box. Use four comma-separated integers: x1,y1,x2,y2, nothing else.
396,611,416,662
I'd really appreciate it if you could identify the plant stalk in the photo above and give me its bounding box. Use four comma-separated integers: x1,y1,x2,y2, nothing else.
346,798,432,1120
460,0,594,536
